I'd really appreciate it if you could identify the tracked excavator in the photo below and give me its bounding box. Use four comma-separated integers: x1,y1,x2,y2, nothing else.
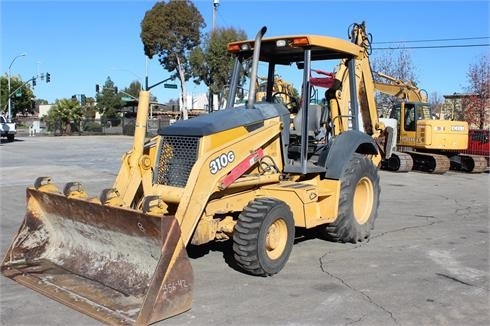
374,72,487,173
2,22,394,325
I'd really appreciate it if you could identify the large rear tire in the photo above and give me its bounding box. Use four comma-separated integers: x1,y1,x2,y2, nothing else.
320,153,380,243
233,198,295,276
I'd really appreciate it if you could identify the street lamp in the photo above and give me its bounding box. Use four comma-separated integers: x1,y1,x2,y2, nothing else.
7,52,27,122
111,67,144,90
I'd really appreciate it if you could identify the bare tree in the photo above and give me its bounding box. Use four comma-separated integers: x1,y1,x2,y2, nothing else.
463,54,490,129
428,92,444,118
371,47,418,116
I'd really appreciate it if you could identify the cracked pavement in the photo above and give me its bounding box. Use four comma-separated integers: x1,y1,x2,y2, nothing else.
1,136,489,326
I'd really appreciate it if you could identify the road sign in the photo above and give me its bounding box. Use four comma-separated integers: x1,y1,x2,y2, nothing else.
164,83,178,89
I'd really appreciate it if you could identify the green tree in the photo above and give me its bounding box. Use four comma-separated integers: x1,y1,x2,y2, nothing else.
0,75,35,118
44,98,84,135
463,54,490,129
190,27,247,111
83,96,97,119
122,80,142,102
95,77,123,119
140,0,205,119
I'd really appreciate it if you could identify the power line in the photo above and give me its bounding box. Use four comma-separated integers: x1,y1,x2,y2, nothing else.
373,43,490,50
374,36,489,44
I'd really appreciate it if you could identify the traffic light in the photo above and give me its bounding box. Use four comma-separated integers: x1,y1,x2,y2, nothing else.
46,73,51,83
32,77,36,86
81,94,86,105
95,84,100,93
114,87,118,94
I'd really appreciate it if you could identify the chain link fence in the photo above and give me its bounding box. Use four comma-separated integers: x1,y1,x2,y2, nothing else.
18,116,178,137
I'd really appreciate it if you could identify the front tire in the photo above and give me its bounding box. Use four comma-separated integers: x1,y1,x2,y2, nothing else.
233,198,295,276
320,153,380,243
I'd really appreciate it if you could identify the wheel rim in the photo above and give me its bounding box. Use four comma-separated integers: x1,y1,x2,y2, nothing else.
265,218,288,260
353,176,374,224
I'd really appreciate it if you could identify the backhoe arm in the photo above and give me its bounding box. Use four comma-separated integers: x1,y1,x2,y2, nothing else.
329,22,381,138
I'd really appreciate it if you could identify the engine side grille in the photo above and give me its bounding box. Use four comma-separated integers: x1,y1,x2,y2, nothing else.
156,136,200,187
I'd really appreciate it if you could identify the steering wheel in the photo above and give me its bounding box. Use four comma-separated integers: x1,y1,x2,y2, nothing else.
272,92,299,113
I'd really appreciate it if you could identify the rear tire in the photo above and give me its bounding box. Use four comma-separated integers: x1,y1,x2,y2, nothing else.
320,153,380,243
233,198,294,276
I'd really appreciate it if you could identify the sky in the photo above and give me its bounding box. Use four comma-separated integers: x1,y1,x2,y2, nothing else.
1,0,489,105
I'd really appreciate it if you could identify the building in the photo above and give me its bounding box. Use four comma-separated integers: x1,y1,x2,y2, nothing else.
443,92,489,129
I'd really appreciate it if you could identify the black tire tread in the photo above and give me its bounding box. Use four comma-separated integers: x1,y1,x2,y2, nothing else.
233,198,294,276
321,153,380,243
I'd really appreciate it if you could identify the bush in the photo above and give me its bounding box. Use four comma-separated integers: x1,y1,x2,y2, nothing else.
83,121,103,133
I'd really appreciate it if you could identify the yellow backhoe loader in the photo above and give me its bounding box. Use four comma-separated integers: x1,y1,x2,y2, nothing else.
374,72,487,173
2,22,393,325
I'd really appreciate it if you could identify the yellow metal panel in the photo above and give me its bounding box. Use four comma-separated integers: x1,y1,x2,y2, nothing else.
417,120,468,150
205,191,258,216
399,131,416,147
229,35,362,57
153,184,185,203
259,179,340,228
200,127,249,156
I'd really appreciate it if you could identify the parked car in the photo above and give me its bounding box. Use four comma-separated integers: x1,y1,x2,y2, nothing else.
0,114,16,142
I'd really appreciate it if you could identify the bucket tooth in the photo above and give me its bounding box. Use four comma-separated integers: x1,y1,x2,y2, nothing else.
100,188,125,207
63,182,89,198
34,176,60,193
142,195,168,216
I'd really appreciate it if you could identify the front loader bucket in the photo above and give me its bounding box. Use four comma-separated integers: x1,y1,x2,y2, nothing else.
1,188,193,325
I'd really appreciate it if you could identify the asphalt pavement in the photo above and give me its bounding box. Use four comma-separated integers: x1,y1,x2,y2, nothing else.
0,135,489,326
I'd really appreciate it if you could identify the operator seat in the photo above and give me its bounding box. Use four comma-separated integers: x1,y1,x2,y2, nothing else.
288,103,324,160
292,103,322,136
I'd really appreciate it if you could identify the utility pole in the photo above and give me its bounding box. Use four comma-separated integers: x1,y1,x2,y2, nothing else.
145,56,149,91
210,0,220,112
212,0,219,31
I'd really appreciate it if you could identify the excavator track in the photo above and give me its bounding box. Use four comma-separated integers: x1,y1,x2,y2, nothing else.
381,151,413,172
449,154,488,173
404,151,450,174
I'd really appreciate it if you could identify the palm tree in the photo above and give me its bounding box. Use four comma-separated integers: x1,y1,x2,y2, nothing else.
44,98,84,135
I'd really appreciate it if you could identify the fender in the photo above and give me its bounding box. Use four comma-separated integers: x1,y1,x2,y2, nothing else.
319,130,378,179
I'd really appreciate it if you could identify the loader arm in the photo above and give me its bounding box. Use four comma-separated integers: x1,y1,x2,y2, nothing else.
107,91,152,207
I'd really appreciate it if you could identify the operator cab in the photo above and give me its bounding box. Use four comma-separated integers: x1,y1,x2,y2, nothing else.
226,30,377,175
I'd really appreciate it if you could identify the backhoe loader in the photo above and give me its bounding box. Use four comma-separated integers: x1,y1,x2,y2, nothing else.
2,22,392,325
374,72,487,173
